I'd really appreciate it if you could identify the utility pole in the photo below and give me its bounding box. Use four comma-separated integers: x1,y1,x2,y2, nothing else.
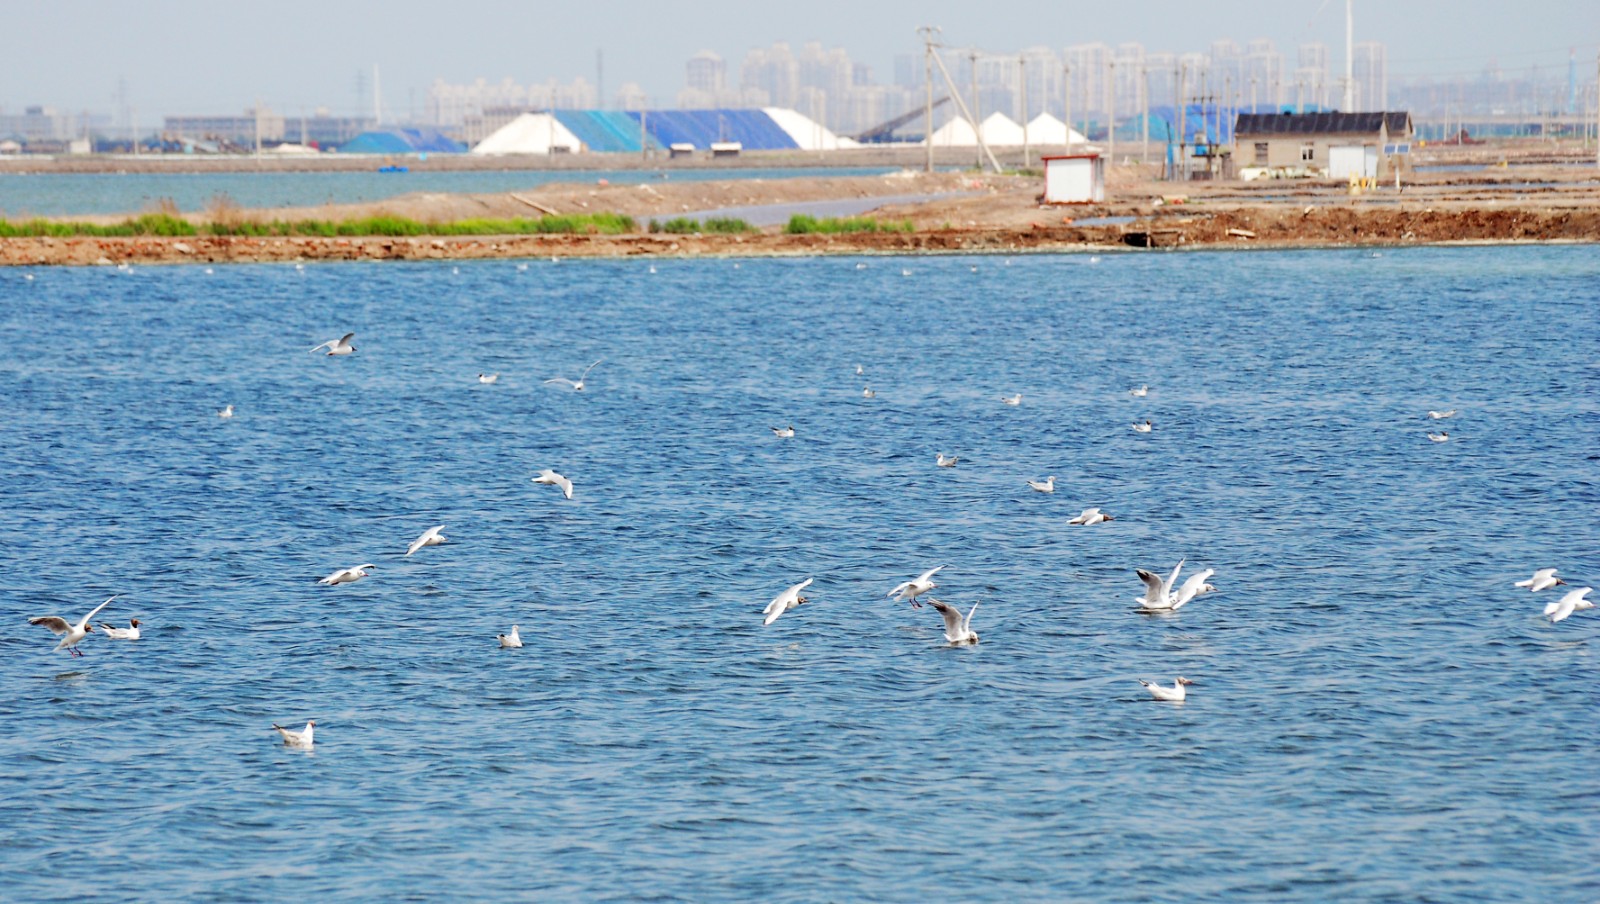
1594,52,1599,168
920,25,939,173
927,39,1001,172
1064,62,1072,150
1107,59,1116,164
373,64,382,126
1343,0,1354,110
971,50,982,170
1177,63,1186,182
1142,65,1150,164
1020,55,1030,167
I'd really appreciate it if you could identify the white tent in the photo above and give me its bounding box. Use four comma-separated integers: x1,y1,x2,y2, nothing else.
927,115,978,147
1025,113,1088,147
929,113,1081,147
978,112,1026,146
764,108,858,150
472,113,583,155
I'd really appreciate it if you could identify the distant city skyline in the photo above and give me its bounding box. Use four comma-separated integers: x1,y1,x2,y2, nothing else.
1,0,1590,122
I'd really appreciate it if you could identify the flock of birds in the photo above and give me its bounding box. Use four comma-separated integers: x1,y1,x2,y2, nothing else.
24,305,1592,749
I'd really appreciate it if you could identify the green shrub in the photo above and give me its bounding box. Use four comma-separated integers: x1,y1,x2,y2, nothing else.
0,211,639,239
650,216,754,235
785,214,914,234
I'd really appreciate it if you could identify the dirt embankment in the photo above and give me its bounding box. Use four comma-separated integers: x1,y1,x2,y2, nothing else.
6,152,1600,265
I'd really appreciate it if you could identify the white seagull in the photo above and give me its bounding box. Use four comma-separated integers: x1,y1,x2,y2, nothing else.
763,578,813,626
1027,476,1056,493
926,598,980,645
1427,432,1449,443
862,386,876,398
1140,677,1194,702
1132,420,1153,433
1545,587,1594,623
1135,560,1186,610
1172,569,1218,608
532,469,574,500
478,373,499,384
99,619,142,640
498,625,524,648
1067,507,1113,525
318,564,374,585
1130,385,1149,397
855,364,865,375
1427,410,1456,419
310,332,356,356
771,425,795,438
544,359,602,392
1514,568,1566,592
888,565,945,608
218,404,234,418
406,525,447,557
29,596,116,657
936,453,959,468
271,721,315,748
1001,393,1022,406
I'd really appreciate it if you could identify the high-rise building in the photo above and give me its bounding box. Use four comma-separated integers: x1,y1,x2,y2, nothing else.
1243,40,1284,112
741,42,799,109
685,51,726,95
1354,42,1387,111
1297,43,1330,109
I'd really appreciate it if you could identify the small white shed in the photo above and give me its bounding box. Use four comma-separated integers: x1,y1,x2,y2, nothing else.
1328,145,1378,179
1042,153,1105,204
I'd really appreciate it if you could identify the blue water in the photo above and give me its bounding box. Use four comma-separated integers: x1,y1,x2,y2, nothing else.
0,166,903,218
1,247,1596,902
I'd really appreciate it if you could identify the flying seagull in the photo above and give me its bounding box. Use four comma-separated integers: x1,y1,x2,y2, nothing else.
28,596,116,656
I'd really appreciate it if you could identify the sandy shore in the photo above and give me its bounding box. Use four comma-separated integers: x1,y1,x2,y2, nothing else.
5,143,1600,266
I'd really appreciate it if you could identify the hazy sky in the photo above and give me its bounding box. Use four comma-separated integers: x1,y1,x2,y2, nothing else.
3,0,1590,117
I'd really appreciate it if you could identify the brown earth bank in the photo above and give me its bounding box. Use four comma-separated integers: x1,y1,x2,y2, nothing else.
6,205,1600,267
6,150,1600,265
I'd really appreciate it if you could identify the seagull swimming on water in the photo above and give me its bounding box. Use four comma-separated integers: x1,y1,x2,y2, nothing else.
771,425,795,438
310,332,356,356
1514,568,1566,592
926,598,979,645
28,596,116,656
1067,507,1113,525
99,619,141,640
478,373,499,384
532,469,574,500
498,625,523,648
1001,393,1022,406
888,565,945,608
1428,432,1449,443
218,404,234,418
271,721,315,748
936,453,959,468
763,578,813,626
1130,385,1149,397
1428,410,1456,420
1140,677,1194,702
544,359,602,392
1545,587,1594,623
862,386,876,398
406,525,447,557
1132,420,1152,433
318,564,374,585
1027,476,1056,493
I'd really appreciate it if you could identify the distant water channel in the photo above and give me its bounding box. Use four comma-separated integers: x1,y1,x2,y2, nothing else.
0,247,1595,901
0,166,903,218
